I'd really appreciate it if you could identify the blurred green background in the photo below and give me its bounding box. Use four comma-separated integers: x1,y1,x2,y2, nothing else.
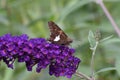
0,0,120,80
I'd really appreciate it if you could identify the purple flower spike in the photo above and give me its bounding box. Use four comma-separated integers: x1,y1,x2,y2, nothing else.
0,34,81,78
49,56,80,78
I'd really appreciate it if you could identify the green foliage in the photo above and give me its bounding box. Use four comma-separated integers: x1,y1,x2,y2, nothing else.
88,30,96,49
0,0,120,80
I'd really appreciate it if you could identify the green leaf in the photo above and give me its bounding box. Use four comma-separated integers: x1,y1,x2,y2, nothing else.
88,30,96,49
115,55,120,76
100,35,113,42
95,67,116,75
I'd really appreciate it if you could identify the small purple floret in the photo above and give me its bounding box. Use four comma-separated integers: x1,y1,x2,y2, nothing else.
0,34,81,78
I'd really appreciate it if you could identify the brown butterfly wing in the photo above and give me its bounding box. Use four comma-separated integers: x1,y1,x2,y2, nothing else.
48,21,72,45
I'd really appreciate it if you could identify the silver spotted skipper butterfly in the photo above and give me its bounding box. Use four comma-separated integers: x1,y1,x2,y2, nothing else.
48,21,72,45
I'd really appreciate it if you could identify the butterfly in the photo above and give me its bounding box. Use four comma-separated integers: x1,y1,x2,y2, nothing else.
48,21,73,45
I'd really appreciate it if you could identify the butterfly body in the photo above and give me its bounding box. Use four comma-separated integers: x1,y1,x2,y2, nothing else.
48,21,72,45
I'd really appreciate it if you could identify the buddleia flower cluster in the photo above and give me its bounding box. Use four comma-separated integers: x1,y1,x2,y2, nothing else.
0,34,80,78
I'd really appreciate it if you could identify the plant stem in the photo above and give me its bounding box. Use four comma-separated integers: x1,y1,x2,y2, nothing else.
75,71,91,80
90,41,99,80
96,0,120,37
76,42,99,80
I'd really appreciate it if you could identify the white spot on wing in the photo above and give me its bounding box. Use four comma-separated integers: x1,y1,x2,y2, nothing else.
54,35,60,41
